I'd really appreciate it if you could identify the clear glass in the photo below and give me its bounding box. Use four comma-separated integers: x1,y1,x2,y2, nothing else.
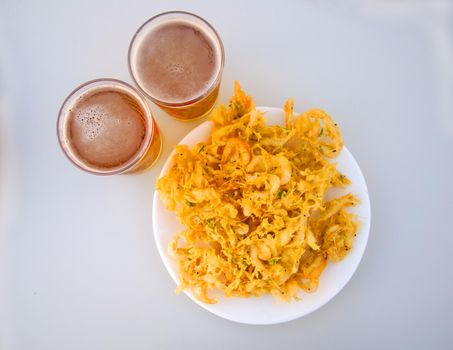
57,78,162,175
128,11,225,121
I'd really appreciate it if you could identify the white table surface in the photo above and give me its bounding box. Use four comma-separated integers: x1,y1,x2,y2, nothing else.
1,1,452,349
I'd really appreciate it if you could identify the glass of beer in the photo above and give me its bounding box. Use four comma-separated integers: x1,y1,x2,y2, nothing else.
128,11,225,121
57,78,162,175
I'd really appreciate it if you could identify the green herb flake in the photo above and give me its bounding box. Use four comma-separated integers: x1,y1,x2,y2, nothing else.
185,200,195,207
269,258,279,265
206,219,216,229
319,128,324,136
229,101,240,110
198,145,206,153
277,190,287,199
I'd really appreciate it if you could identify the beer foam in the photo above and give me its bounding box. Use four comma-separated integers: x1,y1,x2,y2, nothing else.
133,21,221,103
67,89,146,169
73,104,106,141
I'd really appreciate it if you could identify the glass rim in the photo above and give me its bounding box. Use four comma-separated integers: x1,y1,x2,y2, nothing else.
56,78,155,176
127,11,225,107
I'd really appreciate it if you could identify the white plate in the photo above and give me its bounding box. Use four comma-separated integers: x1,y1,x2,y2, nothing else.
152,107,371,325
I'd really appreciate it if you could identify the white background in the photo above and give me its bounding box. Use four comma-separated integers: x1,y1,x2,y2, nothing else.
1,0,452,349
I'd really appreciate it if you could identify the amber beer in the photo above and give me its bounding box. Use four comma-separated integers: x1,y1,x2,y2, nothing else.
57,79,162,175
128,11,225,120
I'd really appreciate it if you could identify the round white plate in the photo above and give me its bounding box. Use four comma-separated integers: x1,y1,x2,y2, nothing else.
152,107,371,325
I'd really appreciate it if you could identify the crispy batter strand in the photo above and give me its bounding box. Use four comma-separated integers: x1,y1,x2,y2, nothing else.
157,82,359,303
